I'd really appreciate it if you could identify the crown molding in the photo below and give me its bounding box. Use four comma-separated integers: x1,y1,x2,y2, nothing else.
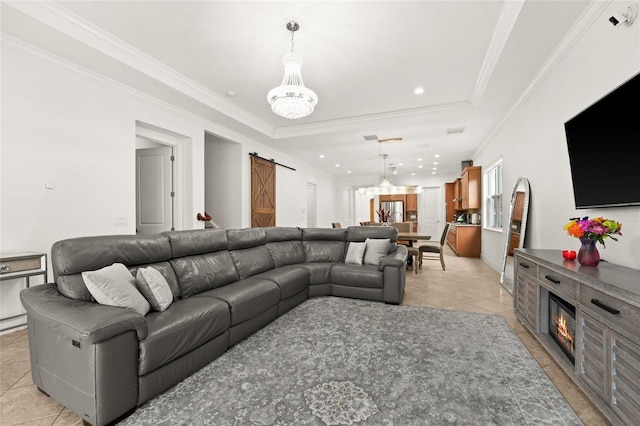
5,0,274,137
1,33,268,149
273,101,473,139
473,0,611,157
470,1,525,107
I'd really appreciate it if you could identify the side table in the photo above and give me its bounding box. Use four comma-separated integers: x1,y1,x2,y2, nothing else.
0,252,48,332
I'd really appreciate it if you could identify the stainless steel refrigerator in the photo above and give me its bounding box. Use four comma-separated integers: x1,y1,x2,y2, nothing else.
379,201,404,223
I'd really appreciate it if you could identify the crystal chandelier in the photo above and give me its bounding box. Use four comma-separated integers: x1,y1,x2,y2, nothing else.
267,22,318,119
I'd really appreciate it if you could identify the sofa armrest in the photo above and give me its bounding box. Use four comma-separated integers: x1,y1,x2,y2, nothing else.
21,284,148,343
378,245,408,270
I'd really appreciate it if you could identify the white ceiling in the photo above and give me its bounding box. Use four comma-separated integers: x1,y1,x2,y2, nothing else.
2,1,592,179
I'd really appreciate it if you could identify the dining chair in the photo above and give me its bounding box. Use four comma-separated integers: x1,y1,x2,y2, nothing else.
407,246,419,274
331,222,342,229
390,222,412,246
418,223,450,270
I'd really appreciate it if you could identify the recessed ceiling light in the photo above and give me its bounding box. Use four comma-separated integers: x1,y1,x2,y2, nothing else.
431,171,436,175
434,154,440,158
347,170,351,174
411,172,415,176
417,158,422,161
432,167,437,170
398,163,403,166
319,154,325,158
335,164,340,167
225,90,237,97
414,87,424,95
433,162,438,165
418,165,423,168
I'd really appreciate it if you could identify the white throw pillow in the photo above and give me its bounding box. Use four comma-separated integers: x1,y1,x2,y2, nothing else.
345,242,366,265
363,238,391,265
136,267,173,312
82,263,150,316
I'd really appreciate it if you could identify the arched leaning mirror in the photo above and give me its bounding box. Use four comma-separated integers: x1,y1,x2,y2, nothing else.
500,177,531,294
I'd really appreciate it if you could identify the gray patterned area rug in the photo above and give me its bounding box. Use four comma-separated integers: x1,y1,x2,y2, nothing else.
120,297,582,425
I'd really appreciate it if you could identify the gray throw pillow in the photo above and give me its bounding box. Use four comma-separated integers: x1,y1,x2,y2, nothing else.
345,242,366,265
136,267,173,312
363,238,390,265
82,263,150,316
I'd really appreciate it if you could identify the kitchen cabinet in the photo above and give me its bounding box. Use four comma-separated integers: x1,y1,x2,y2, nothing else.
445,182,455,222
446,224,481,257
461,166,481,210
453,178,462,211
405,194,417,211
513,249,640,426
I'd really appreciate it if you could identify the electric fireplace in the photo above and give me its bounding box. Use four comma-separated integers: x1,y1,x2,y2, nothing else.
548,292,576,364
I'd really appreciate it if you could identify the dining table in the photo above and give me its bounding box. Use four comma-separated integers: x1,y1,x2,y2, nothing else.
396,232,432,247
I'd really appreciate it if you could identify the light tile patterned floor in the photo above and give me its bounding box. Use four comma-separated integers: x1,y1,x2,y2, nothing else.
0,246,611,425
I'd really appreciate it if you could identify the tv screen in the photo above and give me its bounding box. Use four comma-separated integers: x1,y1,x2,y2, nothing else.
564,72,640,209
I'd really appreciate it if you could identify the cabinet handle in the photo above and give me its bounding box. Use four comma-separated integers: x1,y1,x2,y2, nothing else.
591,299,620,315
0,264,9,273
544,275,561,284
518,263,529,269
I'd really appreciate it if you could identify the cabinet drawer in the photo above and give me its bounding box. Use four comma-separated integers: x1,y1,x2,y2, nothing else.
538,266,577,300
581,285,640,338
0,258,41,274
514,256,537,279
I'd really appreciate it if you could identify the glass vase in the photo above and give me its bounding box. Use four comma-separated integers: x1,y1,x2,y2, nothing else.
577,238,600,267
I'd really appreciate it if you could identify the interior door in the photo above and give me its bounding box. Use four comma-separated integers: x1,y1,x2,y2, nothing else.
420,187,441,239
136,147,174,234
251,156,276,227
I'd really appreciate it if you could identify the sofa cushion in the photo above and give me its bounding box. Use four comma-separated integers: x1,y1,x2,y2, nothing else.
139,296,230,375
303,241,346,263
81,263,151,316
129,261,181,302
197,278,279,326
363,238,390,265
52,234,171,301
227,228,267,250
296,263,334,285
345,242,366,265
170,251,239,298
331,264,384,289
266,240,305,267
136,267,173,312
255,266,309,299
164,229,227,258
263,226,302,243
229,246,275,280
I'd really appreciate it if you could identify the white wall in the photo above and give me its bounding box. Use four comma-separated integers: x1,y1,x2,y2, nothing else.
475,1,640,271
0,41,337,280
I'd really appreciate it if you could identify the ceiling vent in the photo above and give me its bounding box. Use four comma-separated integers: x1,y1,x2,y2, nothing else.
363,135,378,141
446,127,465,135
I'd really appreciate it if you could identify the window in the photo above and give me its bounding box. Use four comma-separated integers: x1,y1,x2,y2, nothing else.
484,160,503,229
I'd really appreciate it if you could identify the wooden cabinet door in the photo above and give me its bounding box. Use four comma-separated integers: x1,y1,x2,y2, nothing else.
453,178,462,211
445,182,455,222
406,194,417,211
461,169,470,210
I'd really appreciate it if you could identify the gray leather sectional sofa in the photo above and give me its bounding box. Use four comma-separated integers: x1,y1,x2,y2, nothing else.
20,225,407,426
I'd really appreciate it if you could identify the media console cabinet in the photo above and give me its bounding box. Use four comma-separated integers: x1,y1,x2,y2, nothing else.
513,249,640,426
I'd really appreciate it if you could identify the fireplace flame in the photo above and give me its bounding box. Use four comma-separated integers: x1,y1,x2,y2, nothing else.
556,314,574,351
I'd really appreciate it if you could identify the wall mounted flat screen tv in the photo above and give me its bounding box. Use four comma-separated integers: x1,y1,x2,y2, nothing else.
564,71,640,209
